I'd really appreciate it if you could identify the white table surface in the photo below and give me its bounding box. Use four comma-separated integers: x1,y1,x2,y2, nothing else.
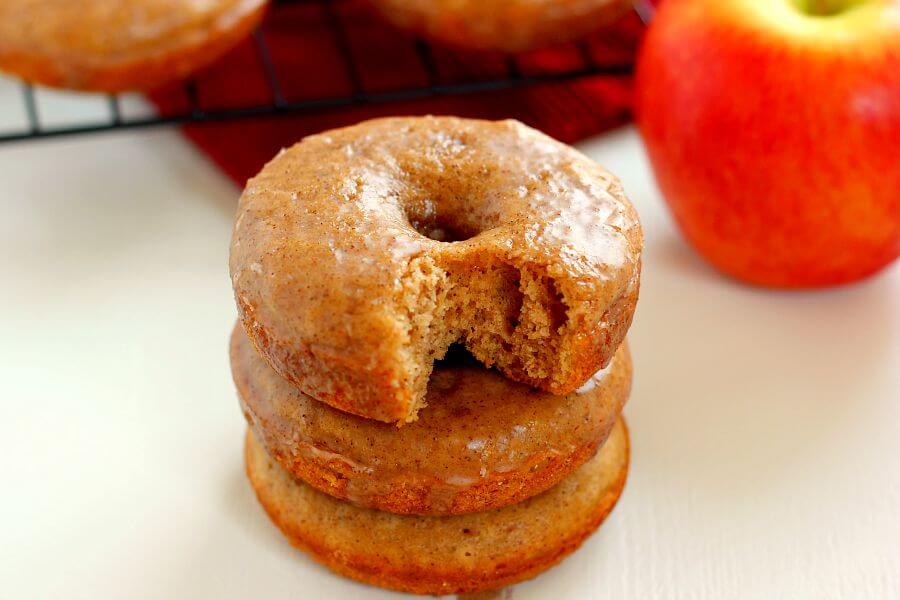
1,81,898,600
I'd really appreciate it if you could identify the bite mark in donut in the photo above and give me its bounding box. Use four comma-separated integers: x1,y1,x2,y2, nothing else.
397,252,627,421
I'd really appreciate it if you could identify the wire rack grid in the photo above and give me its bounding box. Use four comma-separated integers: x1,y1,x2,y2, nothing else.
0,0,654,144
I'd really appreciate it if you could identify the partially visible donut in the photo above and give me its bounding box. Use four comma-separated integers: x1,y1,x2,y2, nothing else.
366,0,633,53
0,0,267,91
231,323,632,515
230,116,642,423
245,418,630,595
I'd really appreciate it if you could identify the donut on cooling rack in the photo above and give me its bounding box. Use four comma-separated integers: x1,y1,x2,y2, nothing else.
231,323,632,515
245,417,630,595
230,116,642,424
0,0,268,92
366,0,633,53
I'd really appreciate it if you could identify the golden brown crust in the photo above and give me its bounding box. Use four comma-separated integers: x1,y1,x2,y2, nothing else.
232,323,632,515
231,116,642,423
0,0,267,91
245,418,630,595
367,0,633,53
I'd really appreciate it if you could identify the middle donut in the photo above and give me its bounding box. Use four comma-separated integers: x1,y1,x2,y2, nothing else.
231,324,632,516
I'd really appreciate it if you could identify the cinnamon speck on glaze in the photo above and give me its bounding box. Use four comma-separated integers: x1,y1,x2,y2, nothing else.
230,116,643,423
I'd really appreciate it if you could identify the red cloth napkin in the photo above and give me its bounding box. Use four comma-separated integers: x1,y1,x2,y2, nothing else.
149,0,647,185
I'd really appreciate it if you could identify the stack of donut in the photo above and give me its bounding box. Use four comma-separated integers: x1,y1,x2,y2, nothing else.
229,115,643,595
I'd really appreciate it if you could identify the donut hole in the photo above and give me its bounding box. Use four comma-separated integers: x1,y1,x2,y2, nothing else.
405,199,484,243
408,217,477,243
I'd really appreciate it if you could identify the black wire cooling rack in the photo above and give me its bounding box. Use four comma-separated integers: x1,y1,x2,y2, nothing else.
0,0,654,144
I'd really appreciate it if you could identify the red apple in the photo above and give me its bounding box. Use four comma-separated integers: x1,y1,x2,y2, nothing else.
635,0,900,287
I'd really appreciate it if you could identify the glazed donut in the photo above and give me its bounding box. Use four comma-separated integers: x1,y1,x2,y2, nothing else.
0,0,267,91
245,418,629,595
367,0,633,53
231,324,631,515
231,116,642,423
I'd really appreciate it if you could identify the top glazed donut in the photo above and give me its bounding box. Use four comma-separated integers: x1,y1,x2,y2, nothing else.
230,116,642,423
0,0,267,91
367,0,633,53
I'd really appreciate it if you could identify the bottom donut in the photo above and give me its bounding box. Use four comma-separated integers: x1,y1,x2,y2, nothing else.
245,418,630,595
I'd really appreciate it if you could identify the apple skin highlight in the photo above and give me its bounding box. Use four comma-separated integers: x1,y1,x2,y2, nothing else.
635,0,900,287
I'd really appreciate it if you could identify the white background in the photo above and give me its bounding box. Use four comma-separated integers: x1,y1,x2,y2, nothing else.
1,76,898,599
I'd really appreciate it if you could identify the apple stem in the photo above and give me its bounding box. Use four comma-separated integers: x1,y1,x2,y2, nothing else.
795,0,857,16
